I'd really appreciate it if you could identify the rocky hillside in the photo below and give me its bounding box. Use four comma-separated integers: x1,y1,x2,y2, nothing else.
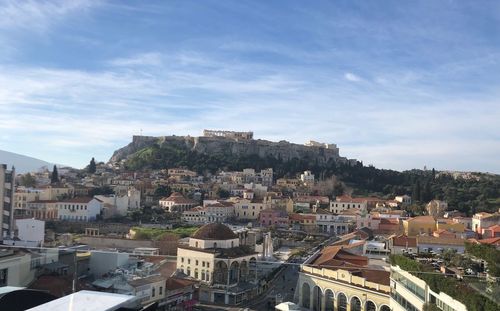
109,135,356,166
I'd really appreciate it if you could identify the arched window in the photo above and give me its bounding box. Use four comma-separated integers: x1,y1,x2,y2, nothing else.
213,242,217,248
301,283,311,309
366,301,376,311
325,289,334,311
337,293,347,311
350,297,361,311
312,286,323,311
380,305,390,311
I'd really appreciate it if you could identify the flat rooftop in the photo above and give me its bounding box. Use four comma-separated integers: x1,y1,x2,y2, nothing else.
27,290,137,311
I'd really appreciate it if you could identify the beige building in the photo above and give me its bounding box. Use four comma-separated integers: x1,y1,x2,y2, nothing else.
26,200,59,220
38,184,74,201
233,198,267,220
0,249,36,287
128,275,166,307
177,223,259,305
426,200,448,218
14,188,42,210
296,246,390,311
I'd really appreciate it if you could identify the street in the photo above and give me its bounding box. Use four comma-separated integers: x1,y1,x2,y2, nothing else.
245,261,301,310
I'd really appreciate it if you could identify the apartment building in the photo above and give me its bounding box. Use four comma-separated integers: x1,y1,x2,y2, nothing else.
0,164,15,239
390,264,467,311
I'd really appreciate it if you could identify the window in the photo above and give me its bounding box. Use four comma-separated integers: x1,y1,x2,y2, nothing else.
207,263,210,268
152,287,155,297
181,257,184,263
188,259,191,264
0,268,7,286
159,287,163,295
196,260,198,265
202,261,205,267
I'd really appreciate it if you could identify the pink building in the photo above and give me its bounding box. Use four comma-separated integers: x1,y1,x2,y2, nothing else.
259,208,289,228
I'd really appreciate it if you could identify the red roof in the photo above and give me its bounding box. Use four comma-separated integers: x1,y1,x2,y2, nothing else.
484,224,500,233
59,197,97,204
166,277,198,290
161,192,197,204
474,237,500,246
392,235,417,247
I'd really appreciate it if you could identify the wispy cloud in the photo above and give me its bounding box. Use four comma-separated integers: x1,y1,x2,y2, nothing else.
0,0,98,31
109,52,163,67
344,72,362,82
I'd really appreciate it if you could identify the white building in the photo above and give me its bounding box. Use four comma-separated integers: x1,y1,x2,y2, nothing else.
57,197,103,222
330,196,368,214
395,195,411,206
14,218,45,246
206,202,235,223
314,211,352,235
182,206,207,225
159,192,198,213
0,249,35,287
300,171,315,185
89,250,129,278
390,264,467,311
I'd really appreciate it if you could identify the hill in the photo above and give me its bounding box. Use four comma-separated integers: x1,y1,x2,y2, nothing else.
0,150,55,174
110,135,500,216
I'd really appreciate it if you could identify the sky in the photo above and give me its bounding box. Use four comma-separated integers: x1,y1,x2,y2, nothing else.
0,0,499,173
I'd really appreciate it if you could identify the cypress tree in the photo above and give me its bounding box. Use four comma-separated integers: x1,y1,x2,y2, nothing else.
89,157,97,174
412,180,421,202
51,165,59,183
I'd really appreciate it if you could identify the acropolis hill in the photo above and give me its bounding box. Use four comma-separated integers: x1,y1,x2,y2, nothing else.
109,130,357,166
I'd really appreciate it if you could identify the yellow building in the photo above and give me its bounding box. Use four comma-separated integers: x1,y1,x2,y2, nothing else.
403,216,466,236
232,198,267,220
403,216,437,236
436,219,465,233
297,246,390,311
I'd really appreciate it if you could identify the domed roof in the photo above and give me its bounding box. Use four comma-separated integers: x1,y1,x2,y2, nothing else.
191,223,238,240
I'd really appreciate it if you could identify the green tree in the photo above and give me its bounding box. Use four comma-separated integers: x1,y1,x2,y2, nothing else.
154,185,172,198
421,180,432,202
217,188,230,199
412,180,421,202
20,173,36,188
88,157,97,174
51,165,59,183
89,186,114,196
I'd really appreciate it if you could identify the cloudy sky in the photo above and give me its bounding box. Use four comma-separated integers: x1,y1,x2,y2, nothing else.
0,0,499,173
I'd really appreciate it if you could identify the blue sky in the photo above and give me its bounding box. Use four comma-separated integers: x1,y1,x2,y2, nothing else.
0,0,499,173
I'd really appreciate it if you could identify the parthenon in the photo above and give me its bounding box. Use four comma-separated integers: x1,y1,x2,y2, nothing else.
203,129,254,140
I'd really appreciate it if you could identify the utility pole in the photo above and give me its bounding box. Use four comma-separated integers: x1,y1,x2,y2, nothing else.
72,249,77,293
